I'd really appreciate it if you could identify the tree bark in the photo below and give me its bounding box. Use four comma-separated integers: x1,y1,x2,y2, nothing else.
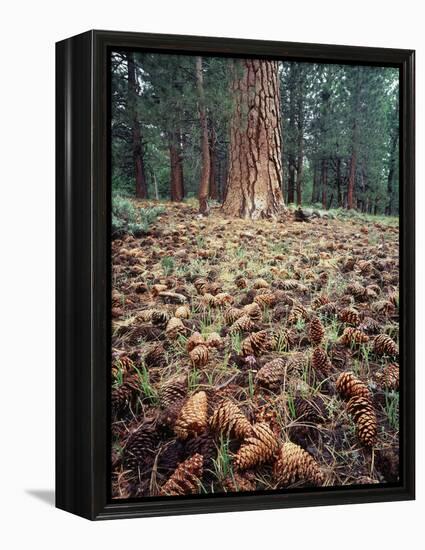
347,68,362,210
169,131,184,201
321,159,328,209
208,126,218,200
336,158,342,207
195,56,210,215
127,53,148,199
222,59,284,219
386,132,399,215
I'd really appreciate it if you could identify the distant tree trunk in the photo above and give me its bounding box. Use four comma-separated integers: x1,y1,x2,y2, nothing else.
312,160,320,204
336,158,342,207
222,59,284,219
169,131,184,201
153,172,159,200
208,127,218,200
321,159,328,209
195,56,210,215
347,147,357,210
127,53,148,199
386,133,399,215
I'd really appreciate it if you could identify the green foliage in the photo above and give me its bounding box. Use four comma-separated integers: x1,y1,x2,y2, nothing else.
112,194,164,236
111,51,399,216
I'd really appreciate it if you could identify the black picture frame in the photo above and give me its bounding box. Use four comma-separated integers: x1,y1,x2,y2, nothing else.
56,29,415,520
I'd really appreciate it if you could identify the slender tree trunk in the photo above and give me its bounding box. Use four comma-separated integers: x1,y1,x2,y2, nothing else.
222,59,284,219
321,159,328,209
208,127,218,200
127,53,148,199
336,158,342,207
195,56,210,215
169,131,184,201
153,172,159,200
347,147,357,210
386,133,398,215
312,160,320,204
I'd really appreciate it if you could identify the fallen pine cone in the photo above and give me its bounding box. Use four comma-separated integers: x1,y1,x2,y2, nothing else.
254,358,287,389
346,396,378,447
373,334,398,357
338,327,369,346
189,344,209,367
159,454,204,496
234,423,279,470
273,442,324,486
336,371,371,401
209,398,253,439
174,391,208,440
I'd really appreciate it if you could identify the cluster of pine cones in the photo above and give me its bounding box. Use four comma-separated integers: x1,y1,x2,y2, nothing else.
111,203,399,498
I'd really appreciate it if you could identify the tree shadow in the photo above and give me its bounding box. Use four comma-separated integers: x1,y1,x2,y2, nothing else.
26,489,55,507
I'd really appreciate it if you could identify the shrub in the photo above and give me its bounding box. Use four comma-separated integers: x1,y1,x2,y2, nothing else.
112,194,164,237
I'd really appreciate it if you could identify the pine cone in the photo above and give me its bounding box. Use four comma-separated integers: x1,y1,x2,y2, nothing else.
144,343,166,368
254,292,278,308
235,276,248,289
215,292,234,306
175,391,209,440
184,433,217,474
151,309,170,326
137,308,155,322
159,454,204,496
209,399,253,439
273,442,324,486
254,358,287,389
234,423,279,470
241,330,274,356
229,314,256,333
253,278,270,289
358,316,381,334
165,317,186,339
336,371,371,401
224,306,244,325
374,334,398,357
346,396,377,446
194,278,208,295
294,395,327,423
338,307,361,325
308,317,325,345
242,302,263,321
159,375,187,409
222,471,256,492
124,423,159,471
111,374,140,416
275,328,297,351
175,305,191,319
189,344,209,367
311,347,331,376
375,363,399,390
288,303,309,324
338,327,369,346
206,332,223,348
316,301,337,317
311,294,330,310
346,281,367,300
187,331,205,352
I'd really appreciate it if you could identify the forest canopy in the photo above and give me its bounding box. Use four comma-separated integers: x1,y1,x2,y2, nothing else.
111,52,399,216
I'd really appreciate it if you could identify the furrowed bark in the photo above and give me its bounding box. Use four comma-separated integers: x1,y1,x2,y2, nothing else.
222,59,284,219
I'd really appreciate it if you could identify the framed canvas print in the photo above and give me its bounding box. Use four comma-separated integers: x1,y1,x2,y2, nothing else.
56,30,415,520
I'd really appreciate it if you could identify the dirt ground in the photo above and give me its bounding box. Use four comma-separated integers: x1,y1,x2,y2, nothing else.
111,200,400,499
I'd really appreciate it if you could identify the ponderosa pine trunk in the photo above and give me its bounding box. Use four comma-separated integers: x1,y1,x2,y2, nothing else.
169,131,184,201
127,53,148,199
195,56,210,215
222,59,284,219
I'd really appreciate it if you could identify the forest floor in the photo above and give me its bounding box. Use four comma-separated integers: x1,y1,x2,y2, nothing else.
111,199,399,499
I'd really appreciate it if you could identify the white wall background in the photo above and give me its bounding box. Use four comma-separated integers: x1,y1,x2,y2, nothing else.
0,1,422,548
